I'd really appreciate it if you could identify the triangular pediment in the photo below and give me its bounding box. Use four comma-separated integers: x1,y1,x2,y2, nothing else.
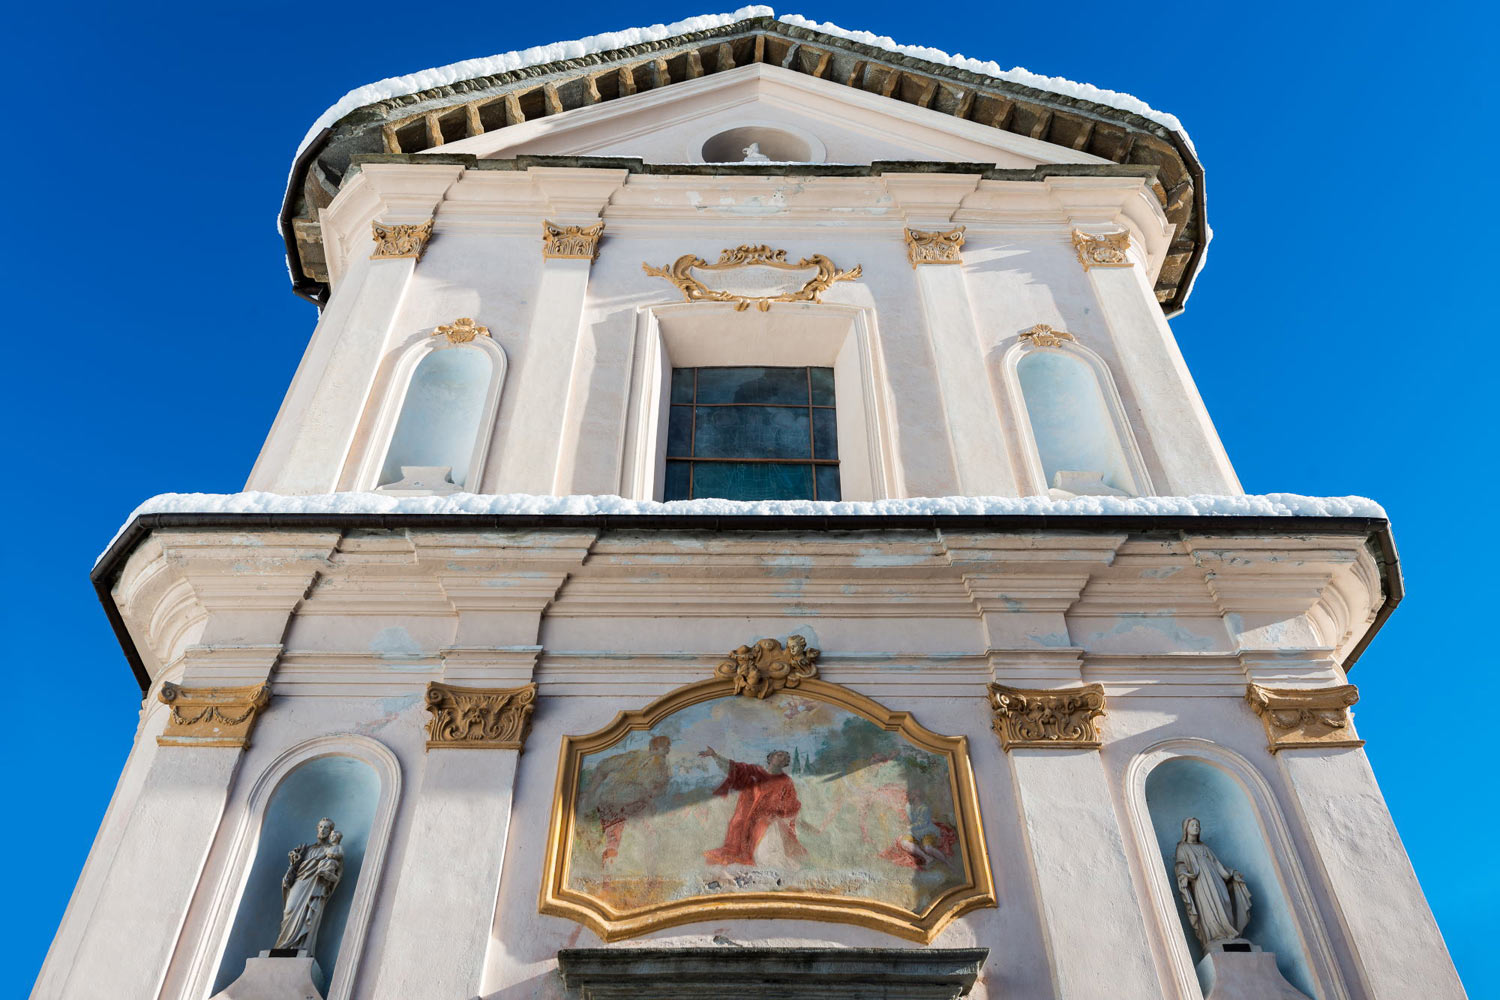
433,64,1107,168
287,14,1206,312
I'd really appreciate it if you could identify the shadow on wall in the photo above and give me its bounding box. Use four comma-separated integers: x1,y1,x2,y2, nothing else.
213,756,381,994
1145,757,1319,998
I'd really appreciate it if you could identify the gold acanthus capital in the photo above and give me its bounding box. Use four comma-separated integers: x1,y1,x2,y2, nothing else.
425,681,537,750
543,220,605,261
904,226,966,266
157,680,271,748
1071,229,1133,270
715,635,820,698
1245,683,1363,753
370,219,435,260
433,317,489,344
988,683,1106,750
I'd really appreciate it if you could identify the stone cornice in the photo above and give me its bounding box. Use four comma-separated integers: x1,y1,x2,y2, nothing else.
94,517,1397,692
285,18,1203,311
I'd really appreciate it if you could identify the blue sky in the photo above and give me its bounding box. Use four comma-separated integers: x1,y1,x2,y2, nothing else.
4,0,1492,994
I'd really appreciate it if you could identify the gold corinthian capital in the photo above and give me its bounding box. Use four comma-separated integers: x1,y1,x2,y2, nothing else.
987,683,1106,750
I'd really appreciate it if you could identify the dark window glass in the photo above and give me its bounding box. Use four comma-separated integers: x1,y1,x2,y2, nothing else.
692,461,814,500
815,465,843,501
809,367,836,406
662,366,838,501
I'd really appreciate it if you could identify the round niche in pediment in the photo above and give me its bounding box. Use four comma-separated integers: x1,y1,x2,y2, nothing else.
700,124,825,164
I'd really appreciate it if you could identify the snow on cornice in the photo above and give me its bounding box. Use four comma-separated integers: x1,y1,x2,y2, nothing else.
100,492,1385,566
292,8,1194,162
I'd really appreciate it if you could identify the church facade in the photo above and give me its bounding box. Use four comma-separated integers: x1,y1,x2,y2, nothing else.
38,11,1465,1000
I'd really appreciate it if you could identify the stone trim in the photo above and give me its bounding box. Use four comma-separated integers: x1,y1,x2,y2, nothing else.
556,948,989,1000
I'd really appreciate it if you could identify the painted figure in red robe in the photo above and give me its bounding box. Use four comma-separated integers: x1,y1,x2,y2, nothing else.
699,746,807,866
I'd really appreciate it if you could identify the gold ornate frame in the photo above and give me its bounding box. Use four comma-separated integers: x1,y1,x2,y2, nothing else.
539,675,995,942
641,245,862,311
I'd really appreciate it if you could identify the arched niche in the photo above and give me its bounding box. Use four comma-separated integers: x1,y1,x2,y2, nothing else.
1127,741,1348,1000
1003,338,1150,498
362,334,507,493
197,735,400,1000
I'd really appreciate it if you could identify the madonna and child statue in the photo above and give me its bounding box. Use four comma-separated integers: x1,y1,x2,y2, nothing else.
274,817,344,955
211,818,344,1000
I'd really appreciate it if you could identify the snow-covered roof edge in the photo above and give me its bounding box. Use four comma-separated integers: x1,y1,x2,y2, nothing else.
99,491,1385,568
291,8,1196,165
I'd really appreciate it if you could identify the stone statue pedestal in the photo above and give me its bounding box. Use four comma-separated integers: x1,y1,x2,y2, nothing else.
209,952,325,1000
1196,943,1311,1000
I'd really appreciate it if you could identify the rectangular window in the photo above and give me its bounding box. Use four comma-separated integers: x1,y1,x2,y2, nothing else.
664,366,840,501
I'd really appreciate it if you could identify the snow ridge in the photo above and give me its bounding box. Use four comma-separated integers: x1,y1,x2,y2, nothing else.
99,491,1385,565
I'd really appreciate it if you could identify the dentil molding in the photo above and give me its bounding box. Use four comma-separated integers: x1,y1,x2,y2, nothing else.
987,683,1106,750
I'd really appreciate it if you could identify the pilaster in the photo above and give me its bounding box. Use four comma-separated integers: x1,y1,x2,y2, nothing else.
249,163,463,494
368,678,538,999
491,167,626,494
50,719,244,1000
992,683,1164,997
1277,746,1465,999
883,173,1018,495
1073,225,1240,495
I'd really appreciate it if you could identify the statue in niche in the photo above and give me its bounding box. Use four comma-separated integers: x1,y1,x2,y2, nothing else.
274,818,344,954
1175,817,1252,949
741,142,771,163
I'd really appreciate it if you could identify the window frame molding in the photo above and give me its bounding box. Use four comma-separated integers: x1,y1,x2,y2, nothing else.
624,301,898,502
181,734,402,1000
1001,336,1154,497
353,332,508,492
1122,738,1352,1000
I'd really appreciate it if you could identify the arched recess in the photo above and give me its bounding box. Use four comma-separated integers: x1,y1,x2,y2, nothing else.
1124,739,1350,1000
1002,336,1152,498
358,333,507,492
185,735,401,1000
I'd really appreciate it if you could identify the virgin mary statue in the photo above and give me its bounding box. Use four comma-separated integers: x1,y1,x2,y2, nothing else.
1174,817,1252,949
274,817,344,954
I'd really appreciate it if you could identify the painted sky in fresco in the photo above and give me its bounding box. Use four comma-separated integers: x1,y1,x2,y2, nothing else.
3,0,1494,993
